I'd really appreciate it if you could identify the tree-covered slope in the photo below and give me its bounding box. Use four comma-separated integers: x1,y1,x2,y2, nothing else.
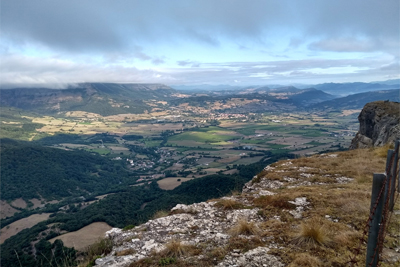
0,139,137,201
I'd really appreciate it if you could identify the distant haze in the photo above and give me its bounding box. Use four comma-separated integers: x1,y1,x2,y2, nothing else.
1,0,399,87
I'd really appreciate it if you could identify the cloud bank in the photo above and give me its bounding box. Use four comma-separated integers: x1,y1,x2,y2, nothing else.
1,0,399,86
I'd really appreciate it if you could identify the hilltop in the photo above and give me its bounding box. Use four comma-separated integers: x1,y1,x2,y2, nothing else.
90,146,400,267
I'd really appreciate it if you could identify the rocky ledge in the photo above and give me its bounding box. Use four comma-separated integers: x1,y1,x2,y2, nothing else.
93,152,364,267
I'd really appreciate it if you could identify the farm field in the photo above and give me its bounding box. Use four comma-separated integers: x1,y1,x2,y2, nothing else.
2,108,358,187
0,201,19,219
3,108,358,204
0,213,51,244
49,222,112,251
157,177,194,190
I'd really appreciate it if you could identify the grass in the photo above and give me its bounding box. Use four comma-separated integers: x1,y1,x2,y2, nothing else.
287,253,323,267
266,143,290,149
253,195,297,210
244,146,391,266
214,198,244,210
168,131,239,143
115,248,136,256
79,238,113,267
152,210,170,219
229,218,261,236
292,218,331,248
159,239,199,258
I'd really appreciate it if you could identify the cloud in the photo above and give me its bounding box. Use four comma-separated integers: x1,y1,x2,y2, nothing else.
0,0,398,85
309,37,399,55
151,57,165,65
177,60,201,68
2,0,397,53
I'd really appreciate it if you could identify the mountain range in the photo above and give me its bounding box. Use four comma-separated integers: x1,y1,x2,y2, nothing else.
0,83,177,116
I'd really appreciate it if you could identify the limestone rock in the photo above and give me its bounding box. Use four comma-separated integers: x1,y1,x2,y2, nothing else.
350,101,400,149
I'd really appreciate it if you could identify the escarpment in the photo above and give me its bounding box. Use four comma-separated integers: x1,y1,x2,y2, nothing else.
350,101,400,149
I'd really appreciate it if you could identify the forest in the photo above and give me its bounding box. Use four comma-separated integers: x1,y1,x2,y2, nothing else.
0,139,138,201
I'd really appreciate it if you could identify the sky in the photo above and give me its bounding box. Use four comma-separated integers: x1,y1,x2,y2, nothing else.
0,0,399,88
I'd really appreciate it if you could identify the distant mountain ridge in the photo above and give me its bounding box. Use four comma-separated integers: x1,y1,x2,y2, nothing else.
171,79,399,96
0,83,178,116
312,89,400,111
313,82,398,96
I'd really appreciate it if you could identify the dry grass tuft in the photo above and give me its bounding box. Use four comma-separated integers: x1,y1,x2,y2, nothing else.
208,246,228,261
214,198,243,210
229,218,261,236
287,253,323,267
115,248,136,256
293,218,331,248
159,239,198,258
254,195,296,210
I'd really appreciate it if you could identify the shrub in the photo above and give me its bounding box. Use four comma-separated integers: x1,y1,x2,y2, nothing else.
158,257,176,266
81,238,114,267
123,224,135,231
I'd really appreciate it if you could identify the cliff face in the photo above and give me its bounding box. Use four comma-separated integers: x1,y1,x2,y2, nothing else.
350,101,400,149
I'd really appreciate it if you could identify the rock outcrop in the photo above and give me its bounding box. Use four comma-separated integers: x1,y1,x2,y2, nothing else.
93,153,357,267
350,101,400,149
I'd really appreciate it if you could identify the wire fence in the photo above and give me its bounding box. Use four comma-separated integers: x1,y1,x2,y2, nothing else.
349,140,400,267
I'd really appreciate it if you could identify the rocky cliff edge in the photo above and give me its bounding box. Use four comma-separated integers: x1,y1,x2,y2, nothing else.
350,101,400,149
92,148,400,267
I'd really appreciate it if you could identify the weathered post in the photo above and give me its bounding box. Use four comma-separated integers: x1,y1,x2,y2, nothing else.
366,173,386,267
389,141,399,211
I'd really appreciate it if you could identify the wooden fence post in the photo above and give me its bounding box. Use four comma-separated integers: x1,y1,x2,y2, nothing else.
389,141,399,211
366,173,387,267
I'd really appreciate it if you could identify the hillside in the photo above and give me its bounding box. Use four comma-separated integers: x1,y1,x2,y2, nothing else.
90,147,400,267
313,89,400,111
0,139,137,201
313,82,398,95
0,83,178,116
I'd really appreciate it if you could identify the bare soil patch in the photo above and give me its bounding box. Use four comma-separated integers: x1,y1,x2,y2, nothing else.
0,201,20,219
11,198,27,209
157,177,194,190
223,169,239,175
49,222,112,251
0,213,51,244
